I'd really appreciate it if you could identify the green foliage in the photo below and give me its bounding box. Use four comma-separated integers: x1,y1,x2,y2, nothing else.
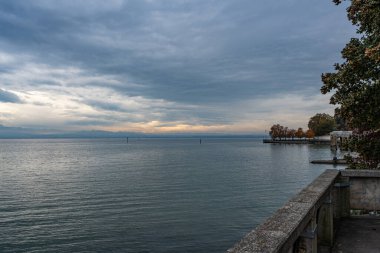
308,113,336,136
334,109,349,130
321,0,380,131
347,130,380,169
321,0,380,169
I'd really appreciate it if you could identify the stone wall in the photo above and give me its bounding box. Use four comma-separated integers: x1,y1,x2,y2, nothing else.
227,169,380,253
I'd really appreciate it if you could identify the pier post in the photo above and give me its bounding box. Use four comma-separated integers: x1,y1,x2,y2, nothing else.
330,135,337,149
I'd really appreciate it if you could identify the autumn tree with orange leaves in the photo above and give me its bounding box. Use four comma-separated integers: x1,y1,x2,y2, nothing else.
269,124,310,140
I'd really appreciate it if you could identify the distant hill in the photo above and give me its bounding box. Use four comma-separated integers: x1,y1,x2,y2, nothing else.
0,125,47,138
0,125,138,139
0,125,265,139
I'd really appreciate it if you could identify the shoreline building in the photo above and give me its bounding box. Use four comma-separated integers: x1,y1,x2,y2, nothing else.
330,131,352,149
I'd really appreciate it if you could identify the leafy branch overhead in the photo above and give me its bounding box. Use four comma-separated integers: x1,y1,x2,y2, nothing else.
321,0,380,169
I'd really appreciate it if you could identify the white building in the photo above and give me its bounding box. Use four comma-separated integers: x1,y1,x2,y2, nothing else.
330,131,353,148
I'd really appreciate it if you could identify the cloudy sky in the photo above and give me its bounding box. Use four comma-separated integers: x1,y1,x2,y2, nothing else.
0,0,356,134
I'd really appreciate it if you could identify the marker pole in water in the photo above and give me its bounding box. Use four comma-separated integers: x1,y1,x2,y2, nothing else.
200,138,202,144
127,137,129,143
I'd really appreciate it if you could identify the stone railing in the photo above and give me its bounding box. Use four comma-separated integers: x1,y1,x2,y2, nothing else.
341,170,380,211
226,169,380,253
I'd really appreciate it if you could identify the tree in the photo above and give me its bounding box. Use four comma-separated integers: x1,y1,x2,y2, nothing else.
347,130,380,169
288,129,296,140
334,109,349,130
295,128,304,139
321,0,380,169
308,113,336,136
283,127,289,139
269,124,282,140
305,129,315,140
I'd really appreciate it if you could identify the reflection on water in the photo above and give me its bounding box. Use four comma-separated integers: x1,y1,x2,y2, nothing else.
0,138,339,252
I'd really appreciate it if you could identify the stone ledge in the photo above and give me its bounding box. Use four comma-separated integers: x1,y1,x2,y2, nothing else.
341,170,380,178
226,169,340,253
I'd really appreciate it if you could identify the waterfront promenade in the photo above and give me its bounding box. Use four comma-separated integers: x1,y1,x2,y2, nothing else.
332,216,380,252
227,169,380,253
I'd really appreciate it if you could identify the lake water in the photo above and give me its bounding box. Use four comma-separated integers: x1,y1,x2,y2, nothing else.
0,138,343,252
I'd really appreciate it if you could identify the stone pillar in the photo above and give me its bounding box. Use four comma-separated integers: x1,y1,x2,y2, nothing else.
295,214,318,253
318,191,334,247
333,176,350,219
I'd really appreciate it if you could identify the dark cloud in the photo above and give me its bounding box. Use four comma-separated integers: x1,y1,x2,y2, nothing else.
0,1,355,97
0,0,356,131
85,99,125,112
65,119,115,127
0,89,22,103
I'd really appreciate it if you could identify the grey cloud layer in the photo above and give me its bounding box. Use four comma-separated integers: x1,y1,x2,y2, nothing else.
0,0,356,131
0,89,22,103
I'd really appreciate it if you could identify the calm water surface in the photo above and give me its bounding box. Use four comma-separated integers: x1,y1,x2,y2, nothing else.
0,138,343,252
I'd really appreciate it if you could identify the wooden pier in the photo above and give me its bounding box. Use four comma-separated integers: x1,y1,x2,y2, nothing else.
310,159,347,165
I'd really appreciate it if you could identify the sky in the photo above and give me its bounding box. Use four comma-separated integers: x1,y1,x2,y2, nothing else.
0,0,356,134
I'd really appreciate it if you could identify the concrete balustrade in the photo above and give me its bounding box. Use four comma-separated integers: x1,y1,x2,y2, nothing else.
227,169,380,253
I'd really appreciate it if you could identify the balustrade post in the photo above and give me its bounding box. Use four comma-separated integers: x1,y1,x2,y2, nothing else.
317,190,334,248
295,211,317,253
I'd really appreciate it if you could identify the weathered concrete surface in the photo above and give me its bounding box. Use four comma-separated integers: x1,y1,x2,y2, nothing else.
227,169,380,253
341,170,380,178
341,170,380,211
350,178,380,210
333,176,350,219
226,169,340,253
226,201,312,253
332,217,380,253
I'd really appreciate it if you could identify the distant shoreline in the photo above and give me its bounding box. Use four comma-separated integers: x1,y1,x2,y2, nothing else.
263,139,330,145
0,135,267,140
